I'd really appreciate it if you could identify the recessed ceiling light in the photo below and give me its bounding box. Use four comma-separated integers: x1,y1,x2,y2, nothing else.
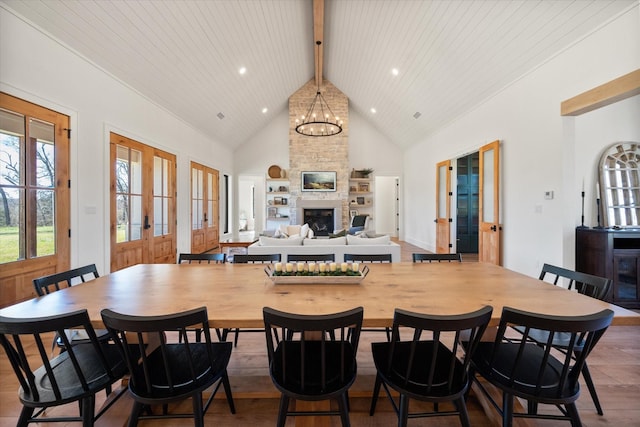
391,68,399,76
217,112,225,120
370,108,377,114
262,107,268,114
413,112,421,119
238,67,247,75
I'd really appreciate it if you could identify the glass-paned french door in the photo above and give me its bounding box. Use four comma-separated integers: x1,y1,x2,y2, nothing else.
190,161,219,253
110,133,176,271
0,92,70,306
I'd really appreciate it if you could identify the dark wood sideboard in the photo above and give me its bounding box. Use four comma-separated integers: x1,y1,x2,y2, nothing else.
576,227,640,309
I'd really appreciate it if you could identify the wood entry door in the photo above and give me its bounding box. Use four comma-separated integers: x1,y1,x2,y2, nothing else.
435,160,452,253
190,162,219,253
110,133,176,272
0,93,70,306
478,140,502,265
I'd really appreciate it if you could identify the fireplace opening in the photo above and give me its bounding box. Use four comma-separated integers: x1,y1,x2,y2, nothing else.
303,209,334,236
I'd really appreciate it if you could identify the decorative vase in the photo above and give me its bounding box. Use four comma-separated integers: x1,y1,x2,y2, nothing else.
280,169,286,178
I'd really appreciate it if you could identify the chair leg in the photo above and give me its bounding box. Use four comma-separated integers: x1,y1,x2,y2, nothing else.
16,406,34,427
338,393,351,427
221,371,236,414
398,394,409,427
276,395,289,427
192,391,204,427
566,402,583,427
81,395,96,426
455,397,471,427
502,392,514,427
581,362,603,415
369,374,382,415
127,402,144,427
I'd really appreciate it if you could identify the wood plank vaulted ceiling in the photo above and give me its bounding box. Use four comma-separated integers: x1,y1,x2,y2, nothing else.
1,0,635,149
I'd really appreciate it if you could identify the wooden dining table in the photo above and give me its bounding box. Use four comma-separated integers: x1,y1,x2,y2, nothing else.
2,262,638,427
1,261,638,327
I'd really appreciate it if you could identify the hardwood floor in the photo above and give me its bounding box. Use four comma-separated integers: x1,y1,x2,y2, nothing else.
1,241,638,426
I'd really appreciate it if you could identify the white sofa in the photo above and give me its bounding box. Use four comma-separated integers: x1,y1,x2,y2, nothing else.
248,234,401,262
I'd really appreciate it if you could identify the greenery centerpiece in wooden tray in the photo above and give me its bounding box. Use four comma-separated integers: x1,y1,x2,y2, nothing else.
265,262,369,284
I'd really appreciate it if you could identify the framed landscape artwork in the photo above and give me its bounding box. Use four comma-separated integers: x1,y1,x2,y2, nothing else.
301,171,337,192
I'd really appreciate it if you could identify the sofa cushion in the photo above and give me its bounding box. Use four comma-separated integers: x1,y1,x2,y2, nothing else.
303,236,347,246
346,234,390,245
259,236,303,246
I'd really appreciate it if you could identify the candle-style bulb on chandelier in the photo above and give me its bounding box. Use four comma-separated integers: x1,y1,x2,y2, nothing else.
295,41,343,137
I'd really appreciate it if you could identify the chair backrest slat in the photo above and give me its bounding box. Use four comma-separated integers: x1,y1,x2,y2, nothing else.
412,253,462,263
287,254,335,262
344,253,391,263
539,263,612,300
33,264,99,296
233,254,281,263
178,253,226,264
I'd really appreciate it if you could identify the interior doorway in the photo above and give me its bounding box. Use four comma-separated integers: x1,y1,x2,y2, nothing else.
456,152,479,254
374,176,399,237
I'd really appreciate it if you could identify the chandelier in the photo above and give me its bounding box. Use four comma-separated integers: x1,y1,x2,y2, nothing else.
295,41,343,137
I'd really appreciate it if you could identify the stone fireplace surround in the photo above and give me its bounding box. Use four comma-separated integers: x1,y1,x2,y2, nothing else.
288,79,350,231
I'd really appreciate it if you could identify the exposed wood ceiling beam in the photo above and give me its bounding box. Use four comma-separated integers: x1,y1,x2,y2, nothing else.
561,69,640,116
313,0,324,88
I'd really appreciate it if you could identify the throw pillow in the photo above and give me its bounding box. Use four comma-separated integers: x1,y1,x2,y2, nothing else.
286,225,302,236
300,223,310,238
346,234,390,245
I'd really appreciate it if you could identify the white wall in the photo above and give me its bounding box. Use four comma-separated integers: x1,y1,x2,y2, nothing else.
0,9,234,272
404,5,640,278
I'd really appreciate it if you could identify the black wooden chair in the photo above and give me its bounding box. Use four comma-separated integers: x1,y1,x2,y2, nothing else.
412,253,462,263
515,263,613,415
101,306,235,427
229,253,282,345
32,264,111,357
344,253,392,263
370,306,493,427
177,253,227,342
287,253,335,262
343,253,392,339
33,264,100,296
263,306,364,427
470,306,614,426
178,253,226,264
233,253,281,263
0,309,129,427
539,263,612,300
